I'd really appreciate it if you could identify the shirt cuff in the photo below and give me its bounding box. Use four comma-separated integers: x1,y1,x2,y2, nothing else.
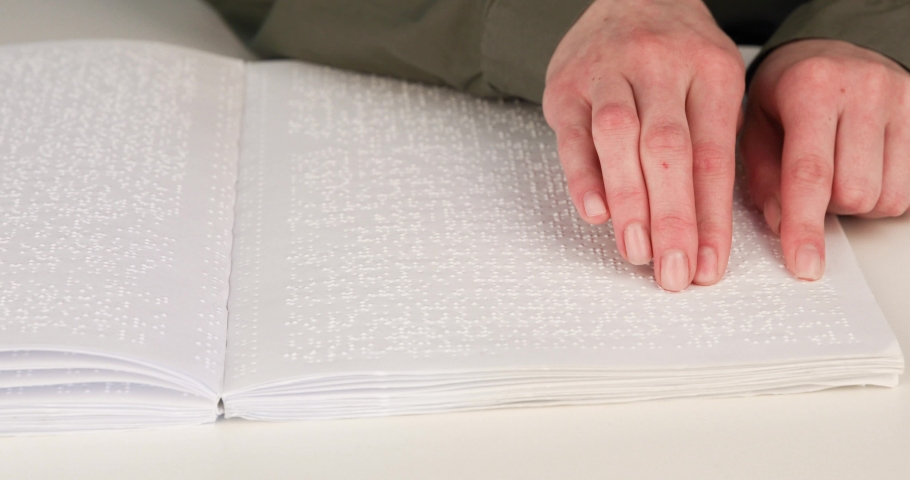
481,0,596,102
748,0,910,84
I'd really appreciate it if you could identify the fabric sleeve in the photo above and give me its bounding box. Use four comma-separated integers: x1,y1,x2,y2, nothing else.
205,0,275,40
748,0,910,81
248,0,595,102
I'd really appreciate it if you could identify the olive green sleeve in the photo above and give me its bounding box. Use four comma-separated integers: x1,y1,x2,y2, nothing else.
247,0,594,102
748,0,910,81
479,0,595,101
205,0,275,40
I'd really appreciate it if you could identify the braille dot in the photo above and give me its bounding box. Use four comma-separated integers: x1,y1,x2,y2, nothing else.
225,61,858,388
0,43,243,397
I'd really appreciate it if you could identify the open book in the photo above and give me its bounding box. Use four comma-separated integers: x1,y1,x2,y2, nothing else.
0,41,903,434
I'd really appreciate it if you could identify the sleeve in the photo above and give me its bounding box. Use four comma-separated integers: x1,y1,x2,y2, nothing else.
248,0,595,103
748,0,910,81
205,0,275,40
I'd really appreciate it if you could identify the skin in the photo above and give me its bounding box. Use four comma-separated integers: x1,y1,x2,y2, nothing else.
544,0,910,291
743,39,910,280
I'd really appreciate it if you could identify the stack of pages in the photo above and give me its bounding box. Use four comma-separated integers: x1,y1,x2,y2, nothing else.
0,41,903,433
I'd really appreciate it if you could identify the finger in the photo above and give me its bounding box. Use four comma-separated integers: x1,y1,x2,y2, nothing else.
736,102,745,134
829,104,885,215
633,73,698,291
544,90,609,224
589,78,651,265
686,73,741,285
866,118,910,217
778,98,837,281
740,103,784,235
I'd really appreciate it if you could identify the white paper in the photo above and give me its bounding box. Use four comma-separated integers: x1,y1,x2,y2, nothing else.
223,61,902,417
0,41,244,427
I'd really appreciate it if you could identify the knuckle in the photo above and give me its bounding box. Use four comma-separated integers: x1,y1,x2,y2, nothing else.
542,82,579,126
695,220,729,246
548,110,587,136
793,56,840,79
832,181,879,213
608,187,647,207
643,122,690,155
779,57,839,93
653,212,697,235
899,83,910,111
785,221,825,244
541,85,560,114
692,142,733,177
788,155,833,186
874,192,910,217
557,125,592,150
628,29,666,55
698,47,745,78
564,173,598,197
862,61,892,90
592,103,639,134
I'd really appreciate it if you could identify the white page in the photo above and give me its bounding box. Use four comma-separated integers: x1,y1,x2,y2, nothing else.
224,61,901,394
0,41,244,396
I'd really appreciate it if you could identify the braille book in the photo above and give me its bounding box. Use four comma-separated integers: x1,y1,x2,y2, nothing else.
0,41,903,434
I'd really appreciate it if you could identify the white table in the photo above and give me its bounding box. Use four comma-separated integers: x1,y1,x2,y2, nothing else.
0,1,908,478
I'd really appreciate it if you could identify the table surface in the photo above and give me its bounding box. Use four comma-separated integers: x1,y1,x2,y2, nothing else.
0,1,908,479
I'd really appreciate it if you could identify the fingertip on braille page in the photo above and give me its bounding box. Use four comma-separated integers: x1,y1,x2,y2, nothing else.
794,243,823,281
763,196,781,235
623,222,652,265
660,249,689,292
694,245,718,284
582,190,607,219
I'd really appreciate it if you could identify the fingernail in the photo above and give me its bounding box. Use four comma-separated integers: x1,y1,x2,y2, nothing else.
660,249,689,292
764,197,781,235
624,223,652,265
794,243,823,280
583,191,606,218
694,246,717,284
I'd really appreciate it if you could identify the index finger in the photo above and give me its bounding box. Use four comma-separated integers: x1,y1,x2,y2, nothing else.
778,99,837,280
543,87,610,224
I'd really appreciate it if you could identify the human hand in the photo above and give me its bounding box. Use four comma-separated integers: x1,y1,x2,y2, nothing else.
543,0,745,291
741,39,910,281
